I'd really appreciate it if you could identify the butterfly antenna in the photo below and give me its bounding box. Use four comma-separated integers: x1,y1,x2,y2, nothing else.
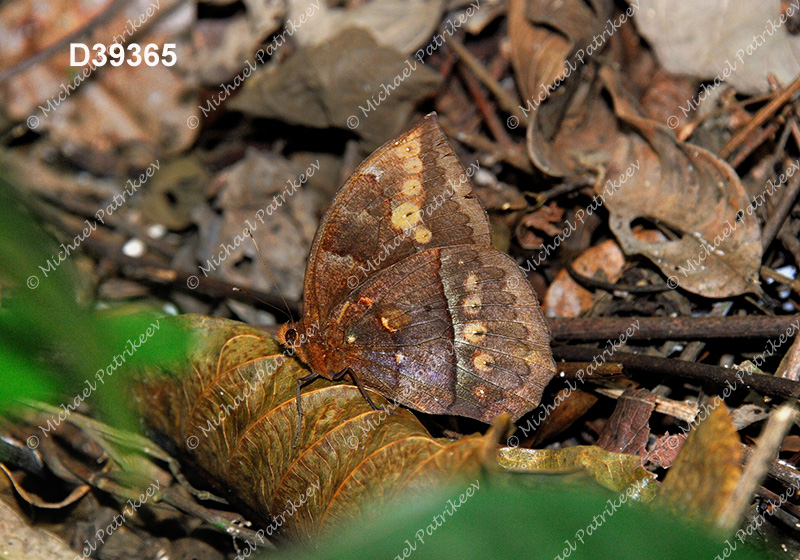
230,287,288,318
245,229,294,319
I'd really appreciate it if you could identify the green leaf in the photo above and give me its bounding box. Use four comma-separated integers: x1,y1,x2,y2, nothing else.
0,175,190,433
270,475,771,560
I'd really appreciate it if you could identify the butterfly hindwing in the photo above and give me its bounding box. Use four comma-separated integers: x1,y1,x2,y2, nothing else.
330,245,554,422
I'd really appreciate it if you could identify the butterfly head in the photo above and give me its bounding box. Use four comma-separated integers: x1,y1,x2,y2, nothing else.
277,322,308,358
277,320,348,381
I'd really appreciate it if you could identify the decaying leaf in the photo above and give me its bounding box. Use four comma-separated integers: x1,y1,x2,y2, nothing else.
597,387,656,456
229,27,440,148
498,445,657,499
598,68,763,298
515,202,566,250
287,0,446,54
657,404,743,524
634,0,800,95
515,46,763,296
137,156,209,231
135,316,499,540
543,230,666,317
508,0,763,297
642,433,687,470
190,0,284,84
508,0,614,179
543,238,626,317
527,388,599,446
193,150,322,307
508,0,612,111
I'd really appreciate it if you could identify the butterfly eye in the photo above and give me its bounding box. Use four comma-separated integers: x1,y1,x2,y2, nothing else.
285,328,299,346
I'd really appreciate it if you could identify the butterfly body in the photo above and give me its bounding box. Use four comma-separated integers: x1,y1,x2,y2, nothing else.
278,114,555,423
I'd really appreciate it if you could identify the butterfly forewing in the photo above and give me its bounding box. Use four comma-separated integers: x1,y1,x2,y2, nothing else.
302,114,492,326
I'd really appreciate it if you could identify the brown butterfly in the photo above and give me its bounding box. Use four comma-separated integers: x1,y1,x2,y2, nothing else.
278,113,555,435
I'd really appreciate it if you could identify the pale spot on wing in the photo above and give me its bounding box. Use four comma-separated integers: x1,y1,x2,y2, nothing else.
400,177,423,198
391,201,423,231
461,321,488,343
462,294,481,316
399,141,421,158
472,351,494,373
414,226,433,244
465,273,480,292
404,156,423,175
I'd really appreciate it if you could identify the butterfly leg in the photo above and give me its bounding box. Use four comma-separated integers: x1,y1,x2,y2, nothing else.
337,369,384,412
292,372,320,448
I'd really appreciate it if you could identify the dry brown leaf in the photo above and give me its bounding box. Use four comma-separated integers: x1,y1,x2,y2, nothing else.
543,239,625,317
192,151,322,307
527,388,599,446
137,156,209,231
136,315,499,540
519,59,762,297
190,0,284,84
508,0,614,179
287,0,446,54
642,433,687,470
657,404,743,524
634,0,800,95
229,27,441,148
543,230,665,318
597,387,656,456
508,0,612,106
598,67,763,298
516,202,566,250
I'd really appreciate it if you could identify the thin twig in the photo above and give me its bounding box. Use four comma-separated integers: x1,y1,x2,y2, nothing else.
761,155,800,252
566,263,673,294
551,346,800,400
447,39,528,124
457,64,515,148
718,403,798,532
79,236,300,320
548,315,800,341
439,117,534,173
720,76,800,160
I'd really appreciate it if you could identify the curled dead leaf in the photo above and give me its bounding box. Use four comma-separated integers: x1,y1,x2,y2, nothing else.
515,48,762,296
135,316,498,540
498,445,657,499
